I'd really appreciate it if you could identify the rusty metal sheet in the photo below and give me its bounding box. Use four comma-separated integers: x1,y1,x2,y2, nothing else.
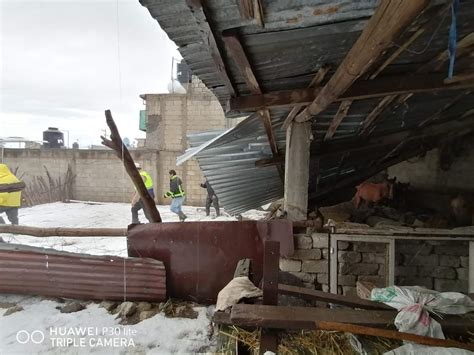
127,220,293,304
0,243,166,301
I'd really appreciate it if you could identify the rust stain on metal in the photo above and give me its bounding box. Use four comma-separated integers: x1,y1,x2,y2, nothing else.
127,220,293,304
0,243,166,301
313,6,340,16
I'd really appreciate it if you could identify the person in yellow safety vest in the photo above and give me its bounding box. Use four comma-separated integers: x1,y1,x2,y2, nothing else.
131,163,155,224
0,164,22,225
163,169,187,221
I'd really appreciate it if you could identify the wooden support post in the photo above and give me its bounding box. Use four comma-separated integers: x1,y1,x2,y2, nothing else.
295,0,429,122
101,110,162,223
284,122,312,220
259,240,280,354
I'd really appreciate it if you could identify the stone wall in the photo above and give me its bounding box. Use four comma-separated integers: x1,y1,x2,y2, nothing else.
281,233,470,295
3,148,158,203
141,76,230,206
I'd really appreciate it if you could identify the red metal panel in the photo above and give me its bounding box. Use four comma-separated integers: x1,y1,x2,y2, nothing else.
0,243,166,301
127,220,293,304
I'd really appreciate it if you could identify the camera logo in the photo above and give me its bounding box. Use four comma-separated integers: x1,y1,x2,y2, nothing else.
16,330,45,344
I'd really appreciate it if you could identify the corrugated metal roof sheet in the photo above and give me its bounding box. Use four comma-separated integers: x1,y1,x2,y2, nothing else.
0,243,166,301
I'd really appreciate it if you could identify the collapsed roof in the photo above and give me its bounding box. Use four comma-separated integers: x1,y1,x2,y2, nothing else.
141,0,474,213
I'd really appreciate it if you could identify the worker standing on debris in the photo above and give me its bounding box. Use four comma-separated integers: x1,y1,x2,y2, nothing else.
0,164,22,225
164,170,187,221
200,180,220,217
131,163,155,224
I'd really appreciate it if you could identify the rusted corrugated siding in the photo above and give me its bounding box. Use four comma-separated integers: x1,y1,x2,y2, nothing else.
0,243,166,301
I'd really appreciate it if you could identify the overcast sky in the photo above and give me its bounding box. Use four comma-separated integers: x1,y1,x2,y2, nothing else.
0,0,180,147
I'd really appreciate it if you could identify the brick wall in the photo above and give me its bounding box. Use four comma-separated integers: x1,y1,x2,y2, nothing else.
281,233,470,295
3,148,158,203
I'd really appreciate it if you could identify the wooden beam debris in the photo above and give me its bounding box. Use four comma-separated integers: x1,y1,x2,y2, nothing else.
0,181,25,193
294,0,430,122
0,225,127,237
228,72,474,112
101,110,162,223
324,100,353,140
314,321,474,352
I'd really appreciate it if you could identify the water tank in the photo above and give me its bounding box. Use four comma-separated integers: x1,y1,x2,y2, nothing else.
43,127,64,148
177,62,192,85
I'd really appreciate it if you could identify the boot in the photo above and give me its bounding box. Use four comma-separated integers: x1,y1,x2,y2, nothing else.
178,211,187,222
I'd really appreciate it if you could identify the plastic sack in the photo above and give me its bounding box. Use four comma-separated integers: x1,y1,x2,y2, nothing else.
384,343,473,355
215,276,262,311
371,286,474,339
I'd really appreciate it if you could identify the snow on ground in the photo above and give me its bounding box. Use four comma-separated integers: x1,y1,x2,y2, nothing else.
0,202,267,354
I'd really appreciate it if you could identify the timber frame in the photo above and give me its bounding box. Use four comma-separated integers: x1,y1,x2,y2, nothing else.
142,0,474,212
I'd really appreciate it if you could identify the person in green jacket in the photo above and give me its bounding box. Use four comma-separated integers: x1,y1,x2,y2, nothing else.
131,163,155,224
163,169,187,222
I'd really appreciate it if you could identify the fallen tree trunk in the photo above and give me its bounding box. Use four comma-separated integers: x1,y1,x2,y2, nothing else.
0,225,127,237
0,181,26,193
315,321,474,352
101,110,161,223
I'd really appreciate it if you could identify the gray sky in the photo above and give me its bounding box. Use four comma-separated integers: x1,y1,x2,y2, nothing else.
0,0,180,147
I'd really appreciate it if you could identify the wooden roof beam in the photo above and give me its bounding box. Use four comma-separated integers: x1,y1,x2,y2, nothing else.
228,72,474,112
186,0,236,96
324,100,353,141
294,0,430,123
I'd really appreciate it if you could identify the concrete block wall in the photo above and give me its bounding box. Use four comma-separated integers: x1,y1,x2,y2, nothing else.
142,76,229,207
283,233,469,295
3,148,159,204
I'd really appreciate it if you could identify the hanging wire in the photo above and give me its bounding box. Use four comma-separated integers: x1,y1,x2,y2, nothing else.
115,0,123,102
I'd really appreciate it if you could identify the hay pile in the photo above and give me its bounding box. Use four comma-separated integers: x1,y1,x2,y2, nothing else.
217,326,402,354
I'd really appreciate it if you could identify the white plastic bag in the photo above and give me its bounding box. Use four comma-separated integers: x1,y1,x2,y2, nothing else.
371,286,474,339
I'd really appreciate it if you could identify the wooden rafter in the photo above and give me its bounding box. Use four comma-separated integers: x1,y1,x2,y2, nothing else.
222,28,282,180
324,100,353,141
222,29,261,94
186,0,236,96
359,32,474,135
281,66,330,130
294,0,430,123
228,72,474,112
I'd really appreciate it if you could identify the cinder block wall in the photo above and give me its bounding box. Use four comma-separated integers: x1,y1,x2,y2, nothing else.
281,233,469,295
3,148,158,203
143,76,229,206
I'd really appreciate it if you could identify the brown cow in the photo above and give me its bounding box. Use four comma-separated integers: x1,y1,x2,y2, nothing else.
354,179,395,209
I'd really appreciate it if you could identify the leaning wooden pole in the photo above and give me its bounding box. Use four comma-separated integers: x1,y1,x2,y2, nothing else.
315,321,474,352
0,181,26,193
0,225,127,237
101,109,162,223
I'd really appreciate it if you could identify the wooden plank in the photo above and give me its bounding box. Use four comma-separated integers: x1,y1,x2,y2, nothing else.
228,72,474,112
237,0,254,20
324,100,353,140
294,0,430,122
358,95,397,135
259,110,278,157
185,0,236,96
314,321,474,352
278,284,392,310
222,30,261,95
230,304,474,334
282,65,330,130
263,241,279,306
260,241,279,354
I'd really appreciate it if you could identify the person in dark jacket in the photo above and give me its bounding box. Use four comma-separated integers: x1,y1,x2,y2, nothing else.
200,180,219,217
163,170,187,221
